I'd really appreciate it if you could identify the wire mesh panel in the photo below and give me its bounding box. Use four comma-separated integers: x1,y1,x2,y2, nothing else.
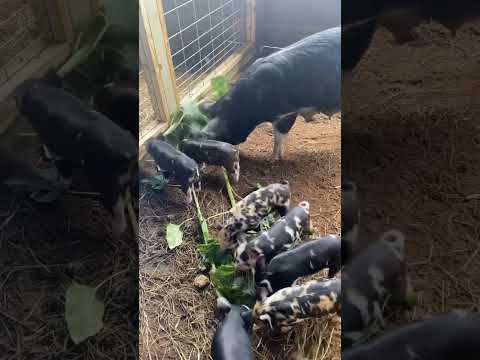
0,0,49,86
162,0,247,97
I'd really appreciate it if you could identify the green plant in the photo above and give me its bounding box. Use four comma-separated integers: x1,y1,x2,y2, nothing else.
65,282,105,344
210,264,256,307
162,98,209,146
166,223,183,250
211,76,230,100
140,174,167,192
193,182,255,305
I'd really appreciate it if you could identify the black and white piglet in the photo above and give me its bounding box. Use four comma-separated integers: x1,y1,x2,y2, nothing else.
342,181,360,264
255,234,341,300
218,182,291,250
179,139,240,182
198,27,340,160
254,278,341,334
343,310,480,360
15,80,137,238
234,201,311,272
342,229,410,349
211,297,253,360
146,139,200,203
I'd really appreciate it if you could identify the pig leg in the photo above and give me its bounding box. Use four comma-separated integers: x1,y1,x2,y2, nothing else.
102,185,127,239
112,192,127,239
231,161,240,183
272,113,297,160
184,185,193,204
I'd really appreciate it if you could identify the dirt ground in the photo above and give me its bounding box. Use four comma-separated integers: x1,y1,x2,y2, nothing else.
343,20,480,329
0,116,138,358
139,115,341,359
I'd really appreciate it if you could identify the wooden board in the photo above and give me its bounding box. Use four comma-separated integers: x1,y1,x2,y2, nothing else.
0,42,71,136
0,42,71,103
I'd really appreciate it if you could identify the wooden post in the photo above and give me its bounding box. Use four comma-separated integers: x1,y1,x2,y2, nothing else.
246,0,257,46
139,0,181,157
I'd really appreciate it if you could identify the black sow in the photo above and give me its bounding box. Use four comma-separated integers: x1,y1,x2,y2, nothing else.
199,27,340,160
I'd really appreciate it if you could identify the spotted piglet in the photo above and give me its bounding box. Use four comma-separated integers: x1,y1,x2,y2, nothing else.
211,297,253,360
343,311,480,360
218,181,291,250
179,139,241,183
255,234,341,300
253,278,341,334
146,139,200,203
342,229,411,349
234,201,311,272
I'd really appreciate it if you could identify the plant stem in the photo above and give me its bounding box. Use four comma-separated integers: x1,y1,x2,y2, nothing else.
223,168,236,207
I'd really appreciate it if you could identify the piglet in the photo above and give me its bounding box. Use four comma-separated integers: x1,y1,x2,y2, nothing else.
253,278,341,334
343,310,480,360
342,229,410,349
146,139,200,203
218,181,291,250
234,201,311,272
211,297,253,360
255,234,341,300
179,139,240,182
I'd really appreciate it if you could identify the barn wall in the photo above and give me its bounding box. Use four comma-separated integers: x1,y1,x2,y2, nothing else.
256,0,340,49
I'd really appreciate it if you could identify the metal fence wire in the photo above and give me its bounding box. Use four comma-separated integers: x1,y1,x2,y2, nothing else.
0,0,47,86
162,0,247,97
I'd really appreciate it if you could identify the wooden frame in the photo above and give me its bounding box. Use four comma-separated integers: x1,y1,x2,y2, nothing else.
0,0,76,133
139,0,257,160
139,0,180,159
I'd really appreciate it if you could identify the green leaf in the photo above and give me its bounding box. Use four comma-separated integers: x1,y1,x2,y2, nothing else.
166,224,183,250
303,228,315,236
210,265,256,306
141,174,167,191
200,219,209,242
182,97,208,122
197,238,232,265
65,282,104,345
211,76,229,100
260,212,279,232
162,97,209,146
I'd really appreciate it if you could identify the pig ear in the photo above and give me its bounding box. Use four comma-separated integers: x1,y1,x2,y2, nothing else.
216,297,232,314
240,309,253,332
